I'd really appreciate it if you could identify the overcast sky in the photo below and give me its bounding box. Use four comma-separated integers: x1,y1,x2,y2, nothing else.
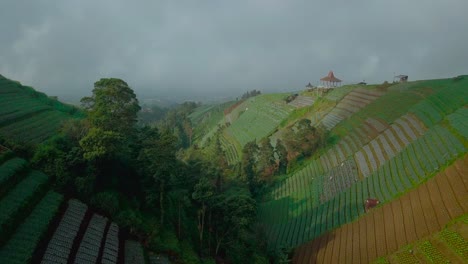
1,0,467,103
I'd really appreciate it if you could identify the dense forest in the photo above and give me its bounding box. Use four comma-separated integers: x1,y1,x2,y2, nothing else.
14,78,275,263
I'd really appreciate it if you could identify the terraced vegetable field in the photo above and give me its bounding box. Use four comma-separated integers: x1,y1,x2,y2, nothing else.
288,95,315,108
374,217,468,264
259,121,466,250
292,157,468,263
0,75,80,144
0,156,146,264
319,88,385,130
225,94,294,146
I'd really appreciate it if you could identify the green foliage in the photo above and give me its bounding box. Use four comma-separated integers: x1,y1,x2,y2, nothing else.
0,158,27,191
90,191,120,216
180,240,201,264
81,78,141,134
284,119,327,161
241,141,260,195
115,209,143,230
79,127,123,161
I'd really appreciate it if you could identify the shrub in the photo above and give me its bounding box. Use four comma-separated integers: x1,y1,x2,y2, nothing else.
90,191,120,216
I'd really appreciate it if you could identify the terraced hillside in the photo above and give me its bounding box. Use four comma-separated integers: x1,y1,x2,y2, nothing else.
257,77,468,263
225,93,294,147
0,153,146,264
0,75,81,144
189,101,235,147
292,157,467,263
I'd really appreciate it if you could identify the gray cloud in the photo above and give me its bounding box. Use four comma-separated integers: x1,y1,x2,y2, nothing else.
1,0,467,103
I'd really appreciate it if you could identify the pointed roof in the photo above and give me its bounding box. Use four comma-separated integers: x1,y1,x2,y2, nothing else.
320,71,341,82
305,82,313,88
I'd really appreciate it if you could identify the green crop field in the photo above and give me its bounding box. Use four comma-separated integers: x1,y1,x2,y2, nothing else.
258,78,468,256
0,76,81,145
225,93,294,147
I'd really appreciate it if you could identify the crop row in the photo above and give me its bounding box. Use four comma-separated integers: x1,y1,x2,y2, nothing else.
410,82,468,128
41,199,88,264
74,214,108,263
373,216,468,264
446,107,468,138
0,170,49,239
0,110,68,144
259,125,466,250
0,191,63,264
0,105,51,126
226,94,293,146
293,157,467,263
320,88,384,130
102,223,119,264
219,134,240,165
353,114,426,177
0,158,28,191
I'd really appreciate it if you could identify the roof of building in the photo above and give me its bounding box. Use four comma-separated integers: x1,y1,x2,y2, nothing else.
320,71,342,82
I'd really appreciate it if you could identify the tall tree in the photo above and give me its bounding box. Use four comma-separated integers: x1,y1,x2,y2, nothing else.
212,192,256,255
138,128,178,225
81,78,141,134
241,141,259,195
257,138,276,180
275,139,288,174
192,176,215,255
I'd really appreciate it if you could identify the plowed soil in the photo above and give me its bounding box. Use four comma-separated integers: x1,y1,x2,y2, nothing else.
293,156,467,263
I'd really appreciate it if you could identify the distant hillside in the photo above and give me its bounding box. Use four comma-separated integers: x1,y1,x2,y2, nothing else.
0,74,83,145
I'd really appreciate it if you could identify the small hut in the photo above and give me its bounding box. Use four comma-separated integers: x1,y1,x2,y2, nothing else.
394,75,408,83
305,82,314,91
320,71,342,88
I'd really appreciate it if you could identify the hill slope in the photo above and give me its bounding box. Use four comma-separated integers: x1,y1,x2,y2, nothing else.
255,77,468,263
0,75,82,145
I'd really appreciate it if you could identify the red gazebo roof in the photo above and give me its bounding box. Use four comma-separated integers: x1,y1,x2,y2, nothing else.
320,71,341,82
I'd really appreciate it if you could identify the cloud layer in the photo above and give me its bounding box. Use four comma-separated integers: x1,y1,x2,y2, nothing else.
1,0,467,103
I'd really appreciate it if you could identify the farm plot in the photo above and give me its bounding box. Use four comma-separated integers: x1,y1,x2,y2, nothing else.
319,159,358,203
41,199,88,264
262,124,466,251
293,157,468,263
354,114,427,177
410,82,468,128
0,191,63,264
374,215,468,264
288,95,315,108
219,133,240,165
102,223,119,264
0,170,49,237
446,107,468,138
0,157,28,191
319,88,385,130
74,214,108,264
0,110,69,144
226,94,294,146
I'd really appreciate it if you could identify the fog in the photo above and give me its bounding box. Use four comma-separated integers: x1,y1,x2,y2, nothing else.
1,0,467,103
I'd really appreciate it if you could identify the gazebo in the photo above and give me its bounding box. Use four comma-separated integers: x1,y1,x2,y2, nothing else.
394,75,408,83
320,71,342,88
